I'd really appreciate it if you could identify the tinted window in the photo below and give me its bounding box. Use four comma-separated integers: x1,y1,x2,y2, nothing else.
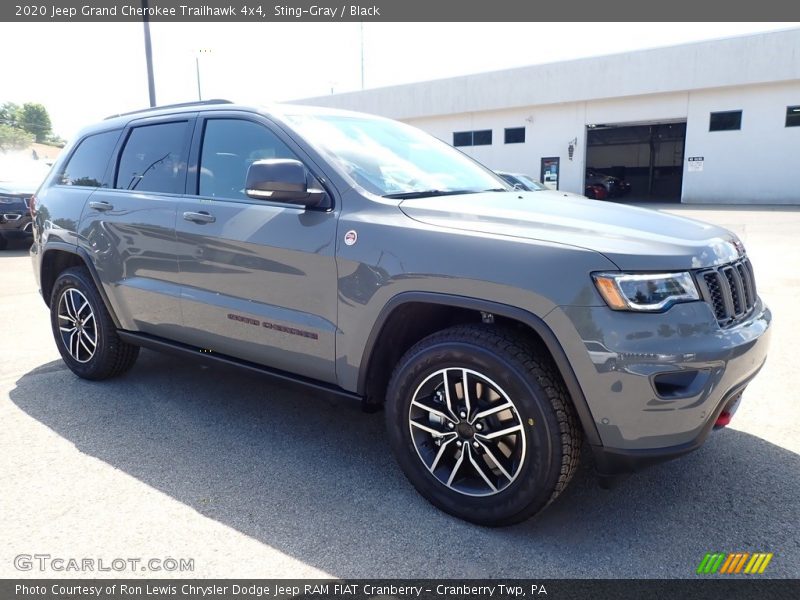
472,130,492,146
505,127,525,144
198,119,300,200
453,131,472,147
59,130,119,187
115,122,189,193
709,111,742,132
786,106,800,128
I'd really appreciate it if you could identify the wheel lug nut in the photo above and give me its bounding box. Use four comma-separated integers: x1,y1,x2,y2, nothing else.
459,411,466,419
456,440,462,447
475,423,483,431
473,441,480,449
447,422,454,429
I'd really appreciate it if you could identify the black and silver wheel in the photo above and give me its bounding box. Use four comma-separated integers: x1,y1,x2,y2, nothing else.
50,266,139,380
386,324,581,526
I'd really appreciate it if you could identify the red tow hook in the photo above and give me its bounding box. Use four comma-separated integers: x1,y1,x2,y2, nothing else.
715,411,733,428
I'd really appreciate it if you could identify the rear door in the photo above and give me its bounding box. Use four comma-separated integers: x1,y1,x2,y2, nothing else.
173,113,339,383
78,115,195,338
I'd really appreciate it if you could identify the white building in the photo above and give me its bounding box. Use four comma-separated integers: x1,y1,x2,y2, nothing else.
298,29,800,204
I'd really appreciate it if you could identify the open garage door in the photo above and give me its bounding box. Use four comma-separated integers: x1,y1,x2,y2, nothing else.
585,121,686,203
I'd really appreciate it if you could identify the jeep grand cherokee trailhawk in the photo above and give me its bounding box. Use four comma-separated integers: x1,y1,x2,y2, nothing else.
30,100,771,525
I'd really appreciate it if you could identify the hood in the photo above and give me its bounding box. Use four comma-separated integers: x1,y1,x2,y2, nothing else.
0,182,38,196
539,189,586,201
398,192,743,271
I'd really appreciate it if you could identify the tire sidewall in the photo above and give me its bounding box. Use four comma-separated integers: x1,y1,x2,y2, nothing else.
50,269,112,379
386,338,564,525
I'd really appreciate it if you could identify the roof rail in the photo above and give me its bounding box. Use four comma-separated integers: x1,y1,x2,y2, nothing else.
104,99,234,120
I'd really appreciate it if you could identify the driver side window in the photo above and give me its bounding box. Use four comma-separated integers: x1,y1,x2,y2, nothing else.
198,119,302,200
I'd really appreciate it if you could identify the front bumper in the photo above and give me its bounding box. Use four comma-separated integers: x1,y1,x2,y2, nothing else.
546,297,771,475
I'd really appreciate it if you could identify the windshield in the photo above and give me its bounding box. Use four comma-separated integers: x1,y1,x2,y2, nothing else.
516,175,547,191
0,155,52,191
285,113,508,197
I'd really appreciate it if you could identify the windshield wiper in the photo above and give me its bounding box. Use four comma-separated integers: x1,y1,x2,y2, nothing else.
383,189,481,199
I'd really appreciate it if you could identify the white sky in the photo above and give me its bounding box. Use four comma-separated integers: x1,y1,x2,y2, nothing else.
0,22,797,140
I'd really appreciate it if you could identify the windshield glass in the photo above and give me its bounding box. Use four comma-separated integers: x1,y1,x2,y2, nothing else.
285,113,507,197
517,175,547,191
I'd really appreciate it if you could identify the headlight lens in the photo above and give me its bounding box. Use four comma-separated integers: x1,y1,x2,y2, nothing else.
593,272,700,312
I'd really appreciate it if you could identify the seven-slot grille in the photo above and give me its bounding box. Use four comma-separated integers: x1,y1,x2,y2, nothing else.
695,257,757,326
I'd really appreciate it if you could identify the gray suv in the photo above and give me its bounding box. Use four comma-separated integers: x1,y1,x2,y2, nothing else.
30,100,771,526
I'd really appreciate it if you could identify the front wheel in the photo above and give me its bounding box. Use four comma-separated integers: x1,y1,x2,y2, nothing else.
385,325,581,526
50,266,139,380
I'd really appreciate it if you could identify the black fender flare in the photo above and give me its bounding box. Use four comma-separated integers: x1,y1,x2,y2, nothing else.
41,242,122,329
357,291,601,446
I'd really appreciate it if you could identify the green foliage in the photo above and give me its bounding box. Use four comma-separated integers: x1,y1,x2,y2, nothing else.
0,123,34,151
17,102,52,143
0,102,20,127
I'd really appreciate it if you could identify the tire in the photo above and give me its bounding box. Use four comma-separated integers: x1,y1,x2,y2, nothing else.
50,266,139,380
385,324,581,526
0,234,8,250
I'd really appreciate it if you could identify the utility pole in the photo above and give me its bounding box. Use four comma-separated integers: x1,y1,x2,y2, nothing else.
196,49,212,101
141,0,156,107
360,22,365,90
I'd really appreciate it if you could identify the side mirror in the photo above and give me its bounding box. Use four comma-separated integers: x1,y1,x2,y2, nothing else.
245,159,329,208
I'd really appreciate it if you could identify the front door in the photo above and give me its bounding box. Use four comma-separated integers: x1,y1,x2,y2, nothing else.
173,115,339,383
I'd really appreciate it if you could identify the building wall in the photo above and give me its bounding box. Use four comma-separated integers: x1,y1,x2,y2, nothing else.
683,81,800,204
404,82,800,203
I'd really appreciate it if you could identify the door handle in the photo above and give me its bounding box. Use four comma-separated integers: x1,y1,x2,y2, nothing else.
88,201,113,212
183,211,216,224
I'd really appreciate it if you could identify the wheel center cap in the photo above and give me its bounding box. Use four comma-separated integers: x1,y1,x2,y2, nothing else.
456,422,475,439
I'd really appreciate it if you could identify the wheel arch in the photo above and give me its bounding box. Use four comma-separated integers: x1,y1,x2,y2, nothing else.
358,291,601,446
40,243,122,328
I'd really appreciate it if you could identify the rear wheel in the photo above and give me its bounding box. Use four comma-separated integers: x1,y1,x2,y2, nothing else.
385,324,581,526
50,266,139,380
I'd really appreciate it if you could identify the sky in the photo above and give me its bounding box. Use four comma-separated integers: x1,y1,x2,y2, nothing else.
0,22,797,140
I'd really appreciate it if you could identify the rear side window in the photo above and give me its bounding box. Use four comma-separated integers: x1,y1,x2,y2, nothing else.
59,130,120,187
198,119,300,200
115,121,190,194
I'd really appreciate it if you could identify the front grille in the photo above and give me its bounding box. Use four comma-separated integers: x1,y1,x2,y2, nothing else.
696,258,757,326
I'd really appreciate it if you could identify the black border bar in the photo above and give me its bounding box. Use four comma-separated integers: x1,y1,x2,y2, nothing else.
3,579,800,600
3,1,800,22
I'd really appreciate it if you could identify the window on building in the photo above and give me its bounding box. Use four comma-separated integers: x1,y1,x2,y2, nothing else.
709,110,742,132
58,130,120,187
453,129,493,147
115,121,190,194
453,131,472,147
504,127,526,144
786,106,800,128
472,130,492,145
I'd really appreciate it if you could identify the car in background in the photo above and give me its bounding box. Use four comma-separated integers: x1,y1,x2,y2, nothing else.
0,155,50,249
495,171,586,199
585,168,631,198
495,171,548,191
584,183,608,200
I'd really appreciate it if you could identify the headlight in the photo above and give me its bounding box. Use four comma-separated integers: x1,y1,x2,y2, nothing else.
593,272,700,312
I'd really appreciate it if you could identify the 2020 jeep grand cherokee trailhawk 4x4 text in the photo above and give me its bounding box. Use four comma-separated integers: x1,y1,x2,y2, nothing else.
30,101,771,526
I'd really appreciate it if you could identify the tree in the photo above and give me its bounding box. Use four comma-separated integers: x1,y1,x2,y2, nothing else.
0,123,34,151
17,102,52,143
0,102,20,128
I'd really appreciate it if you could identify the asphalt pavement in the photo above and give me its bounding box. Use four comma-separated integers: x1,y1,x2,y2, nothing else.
1,204,798,578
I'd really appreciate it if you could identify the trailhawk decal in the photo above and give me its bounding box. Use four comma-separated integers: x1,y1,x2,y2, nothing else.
227,313,319,340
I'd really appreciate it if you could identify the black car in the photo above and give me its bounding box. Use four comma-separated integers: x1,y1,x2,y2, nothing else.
0,157,50,249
